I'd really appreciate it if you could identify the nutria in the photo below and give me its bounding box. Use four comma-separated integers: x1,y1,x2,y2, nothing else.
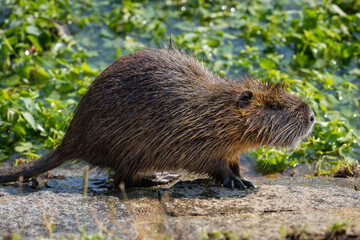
0,44,314,189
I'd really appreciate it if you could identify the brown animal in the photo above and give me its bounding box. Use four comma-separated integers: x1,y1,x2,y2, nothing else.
0,45,314,189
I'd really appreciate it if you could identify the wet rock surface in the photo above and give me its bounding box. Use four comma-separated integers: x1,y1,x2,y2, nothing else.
0,167,359,239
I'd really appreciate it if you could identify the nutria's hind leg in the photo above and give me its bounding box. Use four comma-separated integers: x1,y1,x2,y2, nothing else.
113,172,180,188
228,160,255,189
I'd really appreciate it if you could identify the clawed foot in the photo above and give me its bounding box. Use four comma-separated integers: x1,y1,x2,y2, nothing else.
223,174,255,190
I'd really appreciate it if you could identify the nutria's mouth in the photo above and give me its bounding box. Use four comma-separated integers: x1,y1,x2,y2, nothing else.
271,111,315,149
288,107,315,148
286,115,315,148
289,123,314,148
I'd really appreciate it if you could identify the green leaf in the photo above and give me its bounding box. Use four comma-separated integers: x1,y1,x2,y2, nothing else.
27,35,43,52
59,82,75,93
13,60,31,79
30,67,50,85
15,142,33,153
26,25,41,36
329,4,347,17
260,58,276,70
81,62,97,77
13,123,26,137
1,35,15,52
22,112,37,130
349,68,360,76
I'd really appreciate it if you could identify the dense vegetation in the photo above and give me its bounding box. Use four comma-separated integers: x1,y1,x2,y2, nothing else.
0,0,359,174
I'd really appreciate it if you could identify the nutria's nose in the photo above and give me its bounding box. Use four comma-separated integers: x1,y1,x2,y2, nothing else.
309,110,315,123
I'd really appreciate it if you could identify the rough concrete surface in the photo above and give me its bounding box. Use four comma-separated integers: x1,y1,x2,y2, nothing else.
0,190,136,239
0,168,359,239
159,177,360,239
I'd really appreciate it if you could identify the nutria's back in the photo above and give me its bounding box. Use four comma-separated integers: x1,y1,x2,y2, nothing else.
0,46,314,189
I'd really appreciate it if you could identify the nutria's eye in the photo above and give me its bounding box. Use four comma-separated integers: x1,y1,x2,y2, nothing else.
238,90,253,108
267,103,282,111
272,105,282,110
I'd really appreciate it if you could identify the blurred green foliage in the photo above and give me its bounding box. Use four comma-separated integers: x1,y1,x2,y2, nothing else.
0,0,359,174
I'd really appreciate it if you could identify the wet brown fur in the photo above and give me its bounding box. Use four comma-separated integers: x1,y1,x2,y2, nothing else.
0,46,314,187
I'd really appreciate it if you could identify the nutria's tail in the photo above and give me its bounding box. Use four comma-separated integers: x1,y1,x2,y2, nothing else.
0,149,67,183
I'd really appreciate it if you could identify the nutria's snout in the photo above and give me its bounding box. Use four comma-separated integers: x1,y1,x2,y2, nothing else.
304,107,315,139
304,102,315,132
288,102,315,148
296,102,315,129
309,111,315,123
309,110,315,127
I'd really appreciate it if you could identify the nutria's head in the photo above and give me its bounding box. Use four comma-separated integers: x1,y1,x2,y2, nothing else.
238,78,314,148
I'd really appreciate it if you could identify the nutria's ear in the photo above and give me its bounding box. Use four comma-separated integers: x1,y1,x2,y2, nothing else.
238,90,253,108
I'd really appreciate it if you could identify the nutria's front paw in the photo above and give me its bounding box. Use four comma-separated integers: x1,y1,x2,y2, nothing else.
239,178,255,188
223,173,255,190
